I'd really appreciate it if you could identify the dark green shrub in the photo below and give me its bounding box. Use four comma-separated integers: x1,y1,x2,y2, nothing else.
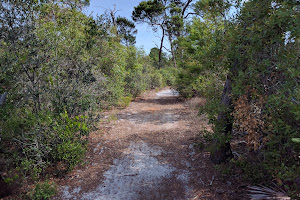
28,181,57,200
56,141,86,171
51,112,89,170
160,67,178,86
0,109,90,179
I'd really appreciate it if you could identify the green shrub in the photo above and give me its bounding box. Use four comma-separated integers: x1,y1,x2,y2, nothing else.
52,112,89,170
28,181,57,200
0,109,90,179
160,67,178,86
149,71,164,89
118,96,132,108
125,67,148,97
56,141,86,171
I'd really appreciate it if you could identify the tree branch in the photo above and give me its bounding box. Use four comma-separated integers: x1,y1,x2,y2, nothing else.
184,12,197,19
162,45,171,53
182,0,193,17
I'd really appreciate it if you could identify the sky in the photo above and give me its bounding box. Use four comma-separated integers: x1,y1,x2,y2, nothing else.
83,0,168,55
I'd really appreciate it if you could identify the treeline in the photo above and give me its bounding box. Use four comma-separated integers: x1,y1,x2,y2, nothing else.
168,0,299,197
0,0,175,197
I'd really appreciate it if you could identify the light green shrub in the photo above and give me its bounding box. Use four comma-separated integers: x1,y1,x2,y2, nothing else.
28,181,57,200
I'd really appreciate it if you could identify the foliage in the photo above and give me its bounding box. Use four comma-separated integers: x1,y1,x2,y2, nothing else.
175,0,300,196
116,17,137,46
3,0,299,198
0,109,89,178
0,1,167,197
159,67,178,86
28,181,57,200
123,47,166,97
117,96,133,108
132,0,193,67
175,15,227,98
132,0,165,24
149,47,169,68
228,2,299,195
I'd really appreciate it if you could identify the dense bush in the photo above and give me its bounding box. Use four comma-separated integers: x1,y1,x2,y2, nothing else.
0,0,167,194
159,67,178,87
28,181,57,200
0,110,90,178
175,0,299,196
125,66,149,98
124,47,167,97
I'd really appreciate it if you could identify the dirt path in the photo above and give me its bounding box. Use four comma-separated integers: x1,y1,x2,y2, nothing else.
54,89,247,200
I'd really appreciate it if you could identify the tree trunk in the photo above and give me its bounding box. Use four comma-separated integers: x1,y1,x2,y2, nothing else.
171,49,177,68
158,27,165,68
168,34,177,68
210,75,234,164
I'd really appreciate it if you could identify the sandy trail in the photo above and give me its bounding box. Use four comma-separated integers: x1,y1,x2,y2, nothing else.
54,89,246,200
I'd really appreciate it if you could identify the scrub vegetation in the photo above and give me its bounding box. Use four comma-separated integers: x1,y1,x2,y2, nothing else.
0,0,299,199
0,0,174,198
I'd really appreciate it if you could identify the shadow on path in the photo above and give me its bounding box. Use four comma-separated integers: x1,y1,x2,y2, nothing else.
135,96,183,105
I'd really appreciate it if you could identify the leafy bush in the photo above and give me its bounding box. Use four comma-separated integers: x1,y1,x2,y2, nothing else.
118,96,132,108
28,181,57,200
56,142,86,171
149,70,164,89
52,112,89,170
125,68,148,98
159,67,178,86
0,1,181,198
175,0,299,196
0,109,90,180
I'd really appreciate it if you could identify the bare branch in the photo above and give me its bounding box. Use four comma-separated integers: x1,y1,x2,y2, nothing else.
162,45,171,53
94,5,109,10
184,12,197,19
182,0,193,17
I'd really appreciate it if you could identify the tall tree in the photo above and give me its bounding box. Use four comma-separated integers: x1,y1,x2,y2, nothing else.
132,0,165,67
174,0,234,162
101,5,137,46
132,0,194,68
116,17,137,46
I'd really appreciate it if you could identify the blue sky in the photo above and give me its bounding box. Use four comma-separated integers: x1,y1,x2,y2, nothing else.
84,0,167,54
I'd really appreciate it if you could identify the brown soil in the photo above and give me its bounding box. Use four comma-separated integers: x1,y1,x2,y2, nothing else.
52,89,248,200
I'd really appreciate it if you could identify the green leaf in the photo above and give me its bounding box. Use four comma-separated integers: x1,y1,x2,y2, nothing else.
49,75,53,86
291,138,300,143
